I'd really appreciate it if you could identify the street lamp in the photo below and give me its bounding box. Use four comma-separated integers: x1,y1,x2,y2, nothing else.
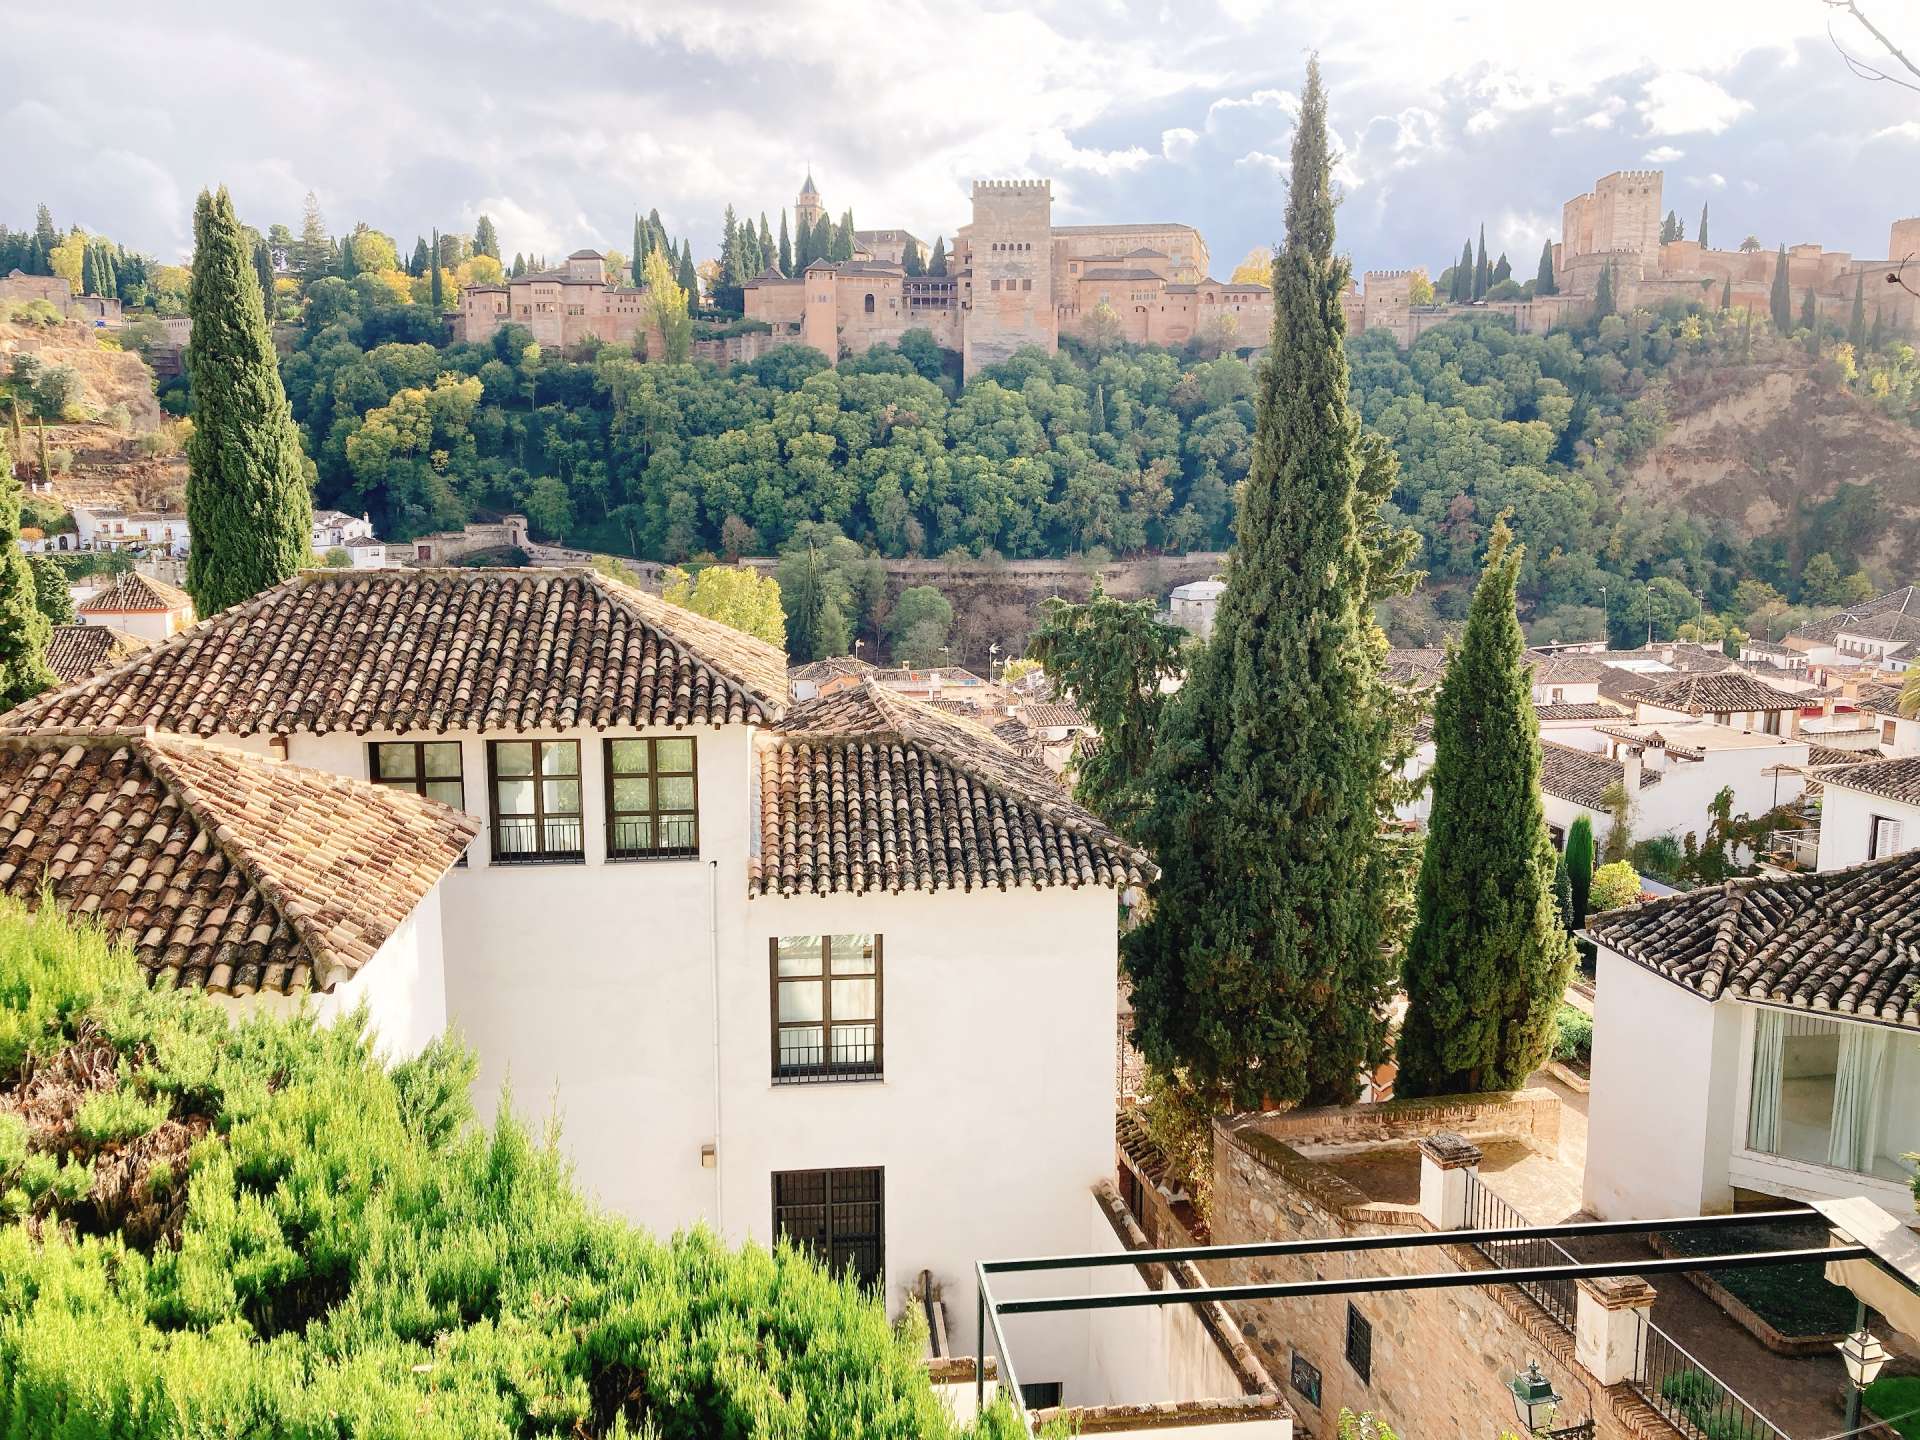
1838,1323,1887,1433
1508,1361,1593,1440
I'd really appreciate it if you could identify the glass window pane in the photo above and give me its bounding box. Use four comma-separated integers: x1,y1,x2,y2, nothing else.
779,1025,824,1064
657,738,695,772
831,977,875,1021
375,744,417,779
543,778,581,815
494,778,535,815
778,936,824,976
610,739,651,773
831,935,876,973
780,979,824,1022
613,777,653,813
494,742,533,777
540,741,578,776
424,743,462,778
657,776,695,811
425,780,464,808
613,815,652,852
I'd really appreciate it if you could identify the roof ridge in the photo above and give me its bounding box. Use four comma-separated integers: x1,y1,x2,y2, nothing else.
586,569,788,716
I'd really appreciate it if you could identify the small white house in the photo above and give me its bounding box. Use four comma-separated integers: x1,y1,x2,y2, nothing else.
1812,755,1920,870
1169,579,1225,640
0,729,475,1062
1622,669,1808,736
74,570,196,641
1583,850,1920,1220
1780,584,1920,670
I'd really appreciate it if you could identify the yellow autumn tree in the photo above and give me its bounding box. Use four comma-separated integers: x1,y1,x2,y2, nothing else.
1229,247,1272,285
47,233,87,290
662,564,785,648
642,247,692,364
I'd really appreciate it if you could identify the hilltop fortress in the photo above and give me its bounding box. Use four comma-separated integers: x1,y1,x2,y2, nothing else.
454,166,1917,370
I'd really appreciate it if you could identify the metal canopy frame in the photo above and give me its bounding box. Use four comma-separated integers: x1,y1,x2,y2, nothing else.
974,1207,1884,1431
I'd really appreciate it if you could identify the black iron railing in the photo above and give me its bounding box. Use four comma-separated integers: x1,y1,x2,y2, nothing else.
775,1032,881,1084
1464,1172,1579,1330
1634,1310,1790,1440
610,814,697,859
492,816,584,863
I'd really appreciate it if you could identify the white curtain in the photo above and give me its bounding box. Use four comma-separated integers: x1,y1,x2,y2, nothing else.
1828,1025,1890,1174
1747,1009,1784,1154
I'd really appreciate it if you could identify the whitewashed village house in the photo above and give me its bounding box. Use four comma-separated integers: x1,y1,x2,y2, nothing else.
73,570,196,642
0,567,1148,1393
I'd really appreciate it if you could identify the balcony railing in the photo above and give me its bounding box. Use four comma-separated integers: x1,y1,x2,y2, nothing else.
775,1032,881,1085
1634,1311,1790,1440
610,814,697,860
1763,827,1820,871
492,815,584,864
1463,1173,1578,1330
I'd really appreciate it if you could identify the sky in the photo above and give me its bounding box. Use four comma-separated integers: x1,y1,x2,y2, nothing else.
4,0,1917,281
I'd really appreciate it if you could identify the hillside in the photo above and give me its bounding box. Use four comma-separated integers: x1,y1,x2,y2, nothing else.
1627,361,1920,577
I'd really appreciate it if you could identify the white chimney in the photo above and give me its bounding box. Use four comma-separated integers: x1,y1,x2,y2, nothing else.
1622,745,1645,793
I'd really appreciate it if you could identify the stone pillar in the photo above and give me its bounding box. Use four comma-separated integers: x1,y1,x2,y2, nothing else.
1417,1132,1482,1231
1575,1275,1656,1386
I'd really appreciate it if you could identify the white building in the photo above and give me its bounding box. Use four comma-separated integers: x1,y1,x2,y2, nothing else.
0,729,474,1063
1622,669,1809,736
1812,755,1920,871
70,505,191,558
1777,584,1920,672
1583,848,1920,1220
74,570,196,642
2,567,1148,1393
1169,579,1225,641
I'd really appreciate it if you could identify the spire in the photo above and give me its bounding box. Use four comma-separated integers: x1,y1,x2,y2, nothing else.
799,165,819,200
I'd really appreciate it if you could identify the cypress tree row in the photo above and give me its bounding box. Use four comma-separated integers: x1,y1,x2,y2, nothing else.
183,186,313,617
1397,516,1574,1096
1125,58,1415,1110
1769,245,1792,331
0,424,54,710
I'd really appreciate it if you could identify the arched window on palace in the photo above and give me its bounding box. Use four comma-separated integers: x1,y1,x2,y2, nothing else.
864,293,875,313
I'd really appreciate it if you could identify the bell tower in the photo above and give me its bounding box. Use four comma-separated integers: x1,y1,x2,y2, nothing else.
795,170,824,241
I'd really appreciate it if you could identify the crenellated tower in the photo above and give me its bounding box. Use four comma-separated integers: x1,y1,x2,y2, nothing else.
962,179,1055,376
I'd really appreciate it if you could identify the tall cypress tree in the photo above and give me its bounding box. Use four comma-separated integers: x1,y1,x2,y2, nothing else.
1472,225,1489,300
430,228,443,309
1720,274,1732,312
1848,274,1867,349
1565,814,1595,929
1594,260,1615,318
81,244,99,298
183,186,313,616
474,214,500,260
1491,251,1511,286
677,240,698,301
33,204,56,252
778,211,793,275
1453,239,1473,302
1535,238,1557,295
929,236,947,276
1800,285,1817,352
759,213,773,264
813,215,833,266
1698,202,1710,250
1769,244,1792,331
411,236,430,277
902,238,924,276
1398,516,1574,1096
0,418,53,710
1869,305,1885,352
1125,58,1414,1109
253,239,276,319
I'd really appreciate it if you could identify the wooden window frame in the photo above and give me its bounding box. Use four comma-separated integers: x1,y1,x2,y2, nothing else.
486,739,584,864
603,737,699,860
771,1166,885,1290
366,740,467,809
771,934,883,1083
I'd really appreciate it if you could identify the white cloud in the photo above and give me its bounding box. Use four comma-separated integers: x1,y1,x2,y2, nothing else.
1642,144,1685,162
1232,150,1287,179
1637,72,1750,135
1206,88,1299,132
1161,127,1199,162
1872,120,1920,143
1034,132,1152,176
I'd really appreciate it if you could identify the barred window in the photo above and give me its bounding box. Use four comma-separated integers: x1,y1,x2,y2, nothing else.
605,738,697,859
488,740,583,863
773,934,881,1082
773,1167,884,1288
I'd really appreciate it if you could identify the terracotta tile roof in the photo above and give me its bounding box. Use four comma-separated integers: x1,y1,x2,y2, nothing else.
1534,702,1622,721
1019,702,1088,729
1815,754,1920,804
1806,744,1884,767
43,624,154,685
3,569,787,736
788,656,877,685
1835,609,1920,647
751,680,1149,898
1540,740,1660,810
1384,647,1449,686
1585,850,1920,1029
1854,680,1904,717
991,715,1047,762
0,730,476,997
1788,585,1920,646
1081,268,1164,281
1625,670,1804,714
76,571,193,615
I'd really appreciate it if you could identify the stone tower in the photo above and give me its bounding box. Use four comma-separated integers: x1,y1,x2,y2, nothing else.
795,171,824,242
1892,217,1920,265
963,179,1056,377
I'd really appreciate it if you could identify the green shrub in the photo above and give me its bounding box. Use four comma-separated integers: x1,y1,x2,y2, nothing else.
1588,860,1644,913
0,895,1023,1438
1552,1005,1593,1063
72,1084,170,1144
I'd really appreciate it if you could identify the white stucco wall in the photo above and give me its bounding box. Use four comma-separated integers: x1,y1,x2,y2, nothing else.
1815,784,1920,871
81,608,181,643
1583,945,1743,1218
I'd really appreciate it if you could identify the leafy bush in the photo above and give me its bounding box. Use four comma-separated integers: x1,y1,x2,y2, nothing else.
72,1084,170,1144
1587,861,1643,913
0,896,1025,1438
1551,1005,1592,1064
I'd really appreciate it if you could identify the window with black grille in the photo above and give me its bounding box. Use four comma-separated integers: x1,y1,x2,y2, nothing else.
772,935,881,1082
604,737,698,859
1344,1302,1372,1384
772,1167,884,1289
